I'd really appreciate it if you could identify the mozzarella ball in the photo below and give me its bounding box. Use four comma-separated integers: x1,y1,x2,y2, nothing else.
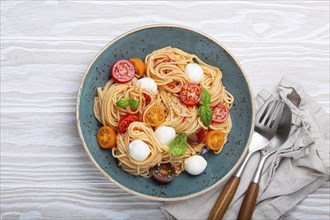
134,77,158,93
128,140,150,161
184,155,207,175
185,63,204,84
154,126,176,146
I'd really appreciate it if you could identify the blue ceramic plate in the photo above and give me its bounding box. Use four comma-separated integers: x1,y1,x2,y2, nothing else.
77,25,255,201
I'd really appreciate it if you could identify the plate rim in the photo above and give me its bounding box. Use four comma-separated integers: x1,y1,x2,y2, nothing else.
76,24,255,201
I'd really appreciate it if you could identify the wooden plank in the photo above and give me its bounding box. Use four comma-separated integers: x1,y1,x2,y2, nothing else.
0,184,165,220
1,1,329,41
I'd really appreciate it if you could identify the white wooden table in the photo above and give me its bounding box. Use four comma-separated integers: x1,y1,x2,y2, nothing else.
1,1,329,219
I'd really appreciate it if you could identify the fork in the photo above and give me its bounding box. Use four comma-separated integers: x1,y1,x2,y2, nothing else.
237,100,286,220
208,98,285,220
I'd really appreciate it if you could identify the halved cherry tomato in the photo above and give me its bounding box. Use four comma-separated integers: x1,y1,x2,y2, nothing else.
151,163,175,184
111,60,135,83
187,128,206,145
212,103,229,124
129,58,145,78
143,93,151,105
144,105,165,127
118,114,139,134
179,83,202,106
97,126,116,148
205,130,225,151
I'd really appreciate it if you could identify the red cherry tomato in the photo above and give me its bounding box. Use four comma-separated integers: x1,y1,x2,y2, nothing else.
143,93,151,105
187,128,206,145
179,83,202,106
111,60,135,83
118,114,139,134
212,103,229,124
151,163,175,184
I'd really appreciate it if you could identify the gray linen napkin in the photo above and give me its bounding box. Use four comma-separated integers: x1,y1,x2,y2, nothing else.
161,77,329,220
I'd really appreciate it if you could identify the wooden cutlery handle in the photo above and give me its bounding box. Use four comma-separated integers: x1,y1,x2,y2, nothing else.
208,176,240,220
237,182,259,220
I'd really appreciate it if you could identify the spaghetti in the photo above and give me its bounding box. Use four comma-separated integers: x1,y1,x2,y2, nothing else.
94,47,233,178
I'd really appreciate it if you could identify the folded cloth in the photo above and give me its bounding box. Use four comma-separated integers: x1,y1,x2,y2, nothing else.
161,77,329,220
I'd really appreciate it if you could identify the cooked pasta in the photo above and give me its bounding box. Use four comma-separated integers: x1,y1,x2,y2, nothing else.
93,47,234,179
113,121,171,177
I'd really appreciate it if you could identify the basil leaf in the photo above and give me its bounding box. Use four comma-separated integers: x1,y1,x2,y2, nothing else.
169,133,188,157
129,99,140,110
199,105,213,126
116,98,130,108
200,88,211,106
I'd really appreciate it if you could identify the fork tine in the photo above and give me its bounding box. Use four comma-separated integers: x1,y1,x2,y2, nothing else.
269,100,284,123
256,96,273,121
265,100,283,127
259,100,277,124
268,100,284,128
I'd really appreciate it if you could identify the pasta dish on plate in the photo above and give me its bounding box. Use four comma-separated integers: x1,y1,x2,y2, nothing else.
93,47,233,184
